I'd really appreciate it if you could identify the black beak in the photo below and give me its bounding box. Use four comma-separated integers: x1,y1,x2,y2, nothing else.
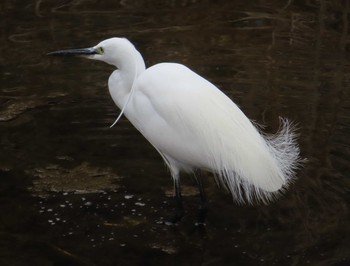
47,47,98,57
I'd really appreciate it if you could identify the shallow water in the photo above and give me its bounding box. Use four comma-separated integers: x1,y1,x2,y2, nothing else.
1,0,350,265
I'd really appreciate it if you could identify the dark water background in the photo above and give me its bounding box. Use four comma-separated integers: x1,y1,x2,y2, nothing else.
1,0,350,265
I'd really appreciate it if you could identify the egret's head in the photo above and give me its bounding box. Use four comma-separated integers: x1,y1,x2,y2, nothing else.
48,37,138,67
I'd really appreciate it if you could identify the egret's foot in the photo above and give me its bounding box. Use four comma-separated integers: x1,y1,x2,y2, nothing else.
164,208,184,226
194,221,206,227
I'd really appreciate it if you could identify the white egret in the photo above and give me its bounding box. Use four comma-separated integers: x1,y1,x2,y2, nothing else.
48,37,301,224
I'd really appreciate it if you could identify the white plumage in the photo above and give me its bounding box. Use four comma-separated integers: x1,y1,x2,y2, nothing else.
129,63,300,203
49,37,301,206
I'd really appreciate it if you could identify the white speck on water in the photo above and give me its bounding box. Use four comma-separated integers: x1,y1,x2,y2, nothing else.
135,202,145,207
47,208,53,212
120,243,126,247
59,204,66,208
84,201,92,206
124,195,134,200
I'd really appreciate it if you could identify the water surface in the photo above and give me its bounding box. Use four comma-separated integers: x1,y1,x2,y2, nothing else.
1,0,350,265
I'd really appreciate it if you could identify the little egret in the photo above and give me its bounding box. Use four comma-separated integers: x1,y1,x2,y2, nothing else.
48,37,301,224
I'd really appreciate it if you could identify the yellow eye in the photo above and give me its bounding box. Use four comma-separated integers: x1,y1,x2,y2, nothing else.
98,47,104,54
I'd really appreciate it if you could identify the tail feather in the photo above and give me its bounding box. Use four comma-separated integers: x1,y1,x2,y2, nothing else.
265,117,301,185
215,117,301,204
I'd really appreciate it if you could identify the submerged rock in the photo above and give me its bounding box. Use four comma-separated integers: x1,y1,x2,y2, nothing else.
27,162,121,197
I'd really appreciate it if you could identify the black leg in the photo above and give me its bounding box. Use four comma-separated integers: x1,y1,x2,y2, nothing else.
165,174,184,225
174,176,184,221
195,170,208,226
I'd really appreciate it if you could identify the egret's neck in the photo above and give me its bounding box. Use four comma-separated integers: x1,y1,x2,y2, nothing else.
108,50,146,109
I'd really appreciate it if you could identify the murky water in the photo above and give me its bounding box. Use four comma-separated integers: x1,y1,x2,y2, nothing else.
1,0,350,265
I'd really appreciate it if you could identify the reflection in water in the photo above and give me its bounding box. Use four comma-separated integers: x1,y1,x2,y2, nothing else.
1,0,350,265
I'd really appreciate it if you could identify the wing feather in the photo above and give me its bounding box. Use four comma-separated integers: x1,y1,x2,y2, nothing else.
130,63,300,203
